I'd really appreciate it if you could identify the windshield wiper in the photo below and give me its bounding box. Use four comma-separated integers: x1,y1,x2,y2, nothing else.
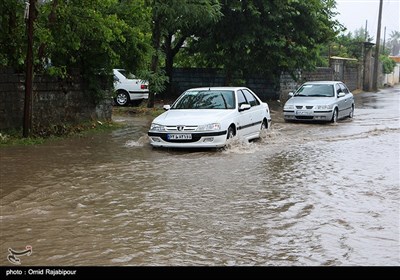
220,94,228,109
307,94,332,97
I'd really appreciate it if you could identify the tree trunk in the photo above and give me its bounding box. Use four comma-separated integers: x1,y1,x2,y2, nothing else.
147,15,162,108
38,0,58,67
164,33,187,98
23,0,37,138
164,33,173,97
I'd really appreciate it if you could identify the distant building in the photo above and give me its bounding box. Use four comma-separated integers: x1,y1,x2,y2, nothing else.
384,56,400,86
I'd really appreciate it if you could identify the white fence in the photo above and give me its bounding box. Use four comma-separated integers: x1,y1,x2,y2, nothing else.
384,64,400,86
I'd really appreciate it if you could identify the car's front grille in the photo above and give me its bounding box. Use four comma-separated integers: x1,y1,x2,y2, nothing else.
295,116,314,120
165,125,198,132
295,105,314,110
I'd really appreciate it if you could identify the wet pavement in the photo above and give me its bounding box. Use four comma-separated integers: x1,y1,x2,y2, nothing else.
1,86,399,266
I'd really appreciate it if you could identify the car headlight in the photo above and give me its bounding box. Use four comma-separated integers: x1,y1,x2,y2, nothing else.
150,123,166,131
284,105,294,110
197,123,221,131
315,105,333,110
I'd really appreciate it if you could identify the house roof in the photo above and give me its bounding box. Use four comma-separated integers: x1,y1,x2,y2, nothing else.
389,56,400,63
330,56,357,62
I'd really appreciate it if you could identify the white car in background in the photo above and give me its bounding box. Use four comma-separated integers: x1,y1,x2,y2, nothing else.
283,81,355,122
113,69,149,106
148,87,272,148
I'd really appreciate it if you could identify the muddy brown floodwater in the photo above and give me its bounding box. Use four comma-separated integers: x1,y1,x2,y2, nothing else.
1,86,399,266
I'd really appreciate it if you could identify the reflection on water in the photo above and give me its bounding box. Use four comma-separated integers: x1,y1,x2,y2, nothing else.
1,90,399,266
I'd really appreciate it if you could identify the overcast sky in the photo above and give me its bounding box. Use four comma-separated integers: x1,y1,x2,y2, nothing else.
334,0,400,40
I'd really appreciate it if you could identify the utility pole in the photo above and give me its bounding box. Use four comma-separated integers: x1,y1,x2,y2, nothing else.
383,26,386,54
372,0,383,92
23,0,36,137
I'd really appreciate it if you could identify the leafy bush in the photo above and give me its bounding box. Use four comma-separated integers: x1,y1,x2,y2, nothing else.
380,55,397,74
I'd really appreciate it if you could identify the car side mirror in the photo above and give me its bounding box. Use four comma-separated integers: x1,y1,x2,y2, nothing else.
288,92,294,98
239,104,251,112
338,92,345,98
163,105,171,111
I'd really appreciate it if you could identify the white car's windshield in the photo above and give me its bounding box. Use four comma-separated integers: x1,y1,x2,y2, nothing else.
172,90,235,109
295,84,334,97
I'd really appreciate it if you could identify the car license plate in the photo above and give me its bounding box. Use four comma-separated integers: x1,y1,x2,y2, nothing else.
296,110,313,115
167,134,192,140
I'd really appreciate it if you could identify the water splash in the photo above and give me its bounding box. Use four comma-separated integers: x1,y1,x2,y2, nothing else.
124,135,149,147
223,136,257,154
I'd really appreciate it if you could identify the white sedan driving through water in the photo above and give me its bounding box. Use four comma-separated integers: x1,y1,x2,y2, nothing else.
148,87,272,148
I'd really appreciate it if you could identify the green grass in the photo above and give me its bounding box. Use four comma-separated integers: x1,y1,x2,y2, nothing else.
0,121,124,147
112,106,165,117
1,104,165,147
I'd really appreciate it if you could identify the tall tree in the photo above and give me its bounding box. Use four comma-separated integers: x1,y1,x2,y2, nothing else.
37,0,150,78
108,0,152,72
146,0,221,107
162,0,221,97
1,0,151,79
0,0,27,69
329,27,372,60
387,31,400,56
180,0,340,84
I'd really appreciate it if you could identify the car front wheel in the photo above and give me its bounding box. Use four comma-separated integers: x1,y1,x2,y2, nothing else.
349,105,354,118
261,119,268,130
227,126,235,139
331,108,338,123
115,91,130,106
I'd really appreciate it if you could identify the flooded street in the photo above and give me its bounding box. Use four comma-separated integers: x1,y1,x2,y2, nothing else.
1,86,399,266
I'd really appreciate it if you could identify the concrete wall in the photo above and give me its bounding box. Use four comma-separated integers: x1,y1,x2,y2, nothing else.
171,68,279,100
342,66,360,91
279,68,335,101
0,67,112,131
1,63,367,132
172,66,360,103
384,64,400,86
171,68,225,98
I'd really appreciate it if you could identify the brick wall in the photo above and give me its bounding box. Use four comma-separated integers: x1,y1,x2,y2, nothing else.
302,67,335,82
171,67,361,101
280,67,335,101
280,67,361,102
171,68,225,98
0,68,112,131
171,68,279,100
343,66,360,91
171,66,361,103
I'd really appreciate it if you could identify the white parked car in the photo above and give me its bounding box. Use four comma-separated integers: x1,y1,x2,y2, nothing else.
148,87,272,148
113,69,149,106
283,81,355,122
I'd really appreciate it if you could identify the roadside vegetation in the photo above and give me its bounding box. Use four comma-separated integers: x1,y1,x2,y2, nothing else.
0,121,122,147
0,104,167,147
112,96,176,117
113,106,165,118
1,1,399,142
1,0,342,101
